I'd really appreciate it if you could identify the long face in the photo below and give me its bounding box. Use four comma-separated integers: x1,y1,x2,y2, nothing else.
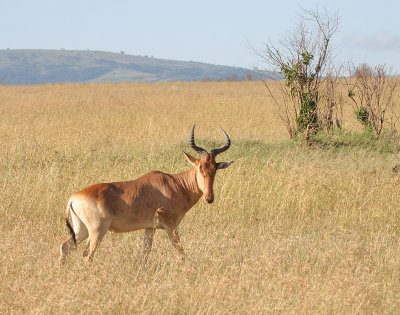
187,125,233,204
184,152,233,204
197,154,217,204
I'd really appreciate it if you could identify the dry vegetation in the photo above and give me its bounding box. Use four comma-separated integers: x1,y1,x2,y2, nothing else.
1,81,400,313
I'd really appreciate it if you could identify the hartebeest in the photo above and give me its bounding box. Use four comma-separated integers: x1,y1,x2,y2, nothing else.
59,126,233,264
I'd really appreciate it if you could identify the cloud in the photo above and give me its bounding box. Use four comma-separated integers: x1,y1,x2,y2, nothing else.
350,32,400,52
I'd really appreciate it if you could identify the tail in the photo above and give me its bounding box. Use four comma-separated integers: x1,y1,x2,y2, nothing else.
65,201,77,246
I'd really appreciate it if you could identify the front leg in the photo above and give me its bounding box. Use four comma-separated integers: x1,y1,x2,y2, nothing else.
142,228,155,263
156,208,185,260
166,228,185,260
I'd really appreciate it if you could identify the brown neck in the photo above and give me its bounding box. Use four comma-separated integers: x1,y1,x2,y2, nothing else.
174,167,203,208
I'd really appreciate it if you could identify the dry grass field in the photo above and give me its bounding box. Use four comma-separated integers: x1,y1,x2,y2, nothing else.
1,81,400,313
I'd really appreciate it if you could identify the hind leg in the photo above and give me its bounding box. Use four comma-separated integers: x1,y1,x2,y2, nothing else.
142,228,155,264
59,213,89,264
85,222,111,263
60,237,75,265
82,239,90,258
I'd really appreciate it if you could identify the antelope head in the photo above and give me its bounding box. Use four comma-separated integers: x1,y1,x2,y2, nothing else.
184,125,233,204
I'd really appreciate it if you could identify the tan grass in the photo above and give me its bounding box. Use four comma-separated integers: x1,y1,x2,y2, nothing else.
1,81,400,313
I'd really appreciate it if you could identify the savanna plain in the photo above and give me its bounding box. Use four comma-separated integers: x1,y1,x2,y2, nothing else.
1,81,400,313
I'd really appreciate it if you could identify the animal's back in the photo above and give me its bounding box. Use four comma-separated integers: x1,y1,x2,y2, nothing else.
70,171,179,232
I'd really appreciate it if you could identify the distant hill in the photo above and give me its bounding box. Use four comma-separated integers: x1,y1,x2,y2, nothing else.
0,49,272,85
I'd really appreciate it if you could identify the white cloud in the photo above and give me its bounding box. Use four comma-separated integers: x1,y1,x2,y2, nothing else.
350,32,400,52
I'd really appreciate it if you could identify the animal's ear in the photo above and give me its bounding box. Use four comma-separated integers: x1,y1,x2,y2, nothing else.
217,161,234,170
183,152,198,166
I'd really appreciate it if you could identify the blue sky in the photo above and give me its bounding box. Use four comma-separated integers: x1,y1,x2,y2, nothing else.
1,0,399,72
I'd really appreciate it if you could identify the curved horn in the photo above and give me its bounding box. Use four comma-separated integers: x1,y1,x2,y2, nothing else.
210,127,231,157
189,125,209,157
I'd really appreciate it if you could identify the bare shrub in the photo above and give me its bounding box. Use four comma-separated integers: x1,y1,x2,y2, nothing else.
345,63,398,137
259,8,340,141
317,68,343,131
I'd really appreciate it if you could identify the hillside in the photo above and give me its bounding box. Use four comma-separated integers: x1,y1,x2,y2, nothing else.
0,49,271,84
